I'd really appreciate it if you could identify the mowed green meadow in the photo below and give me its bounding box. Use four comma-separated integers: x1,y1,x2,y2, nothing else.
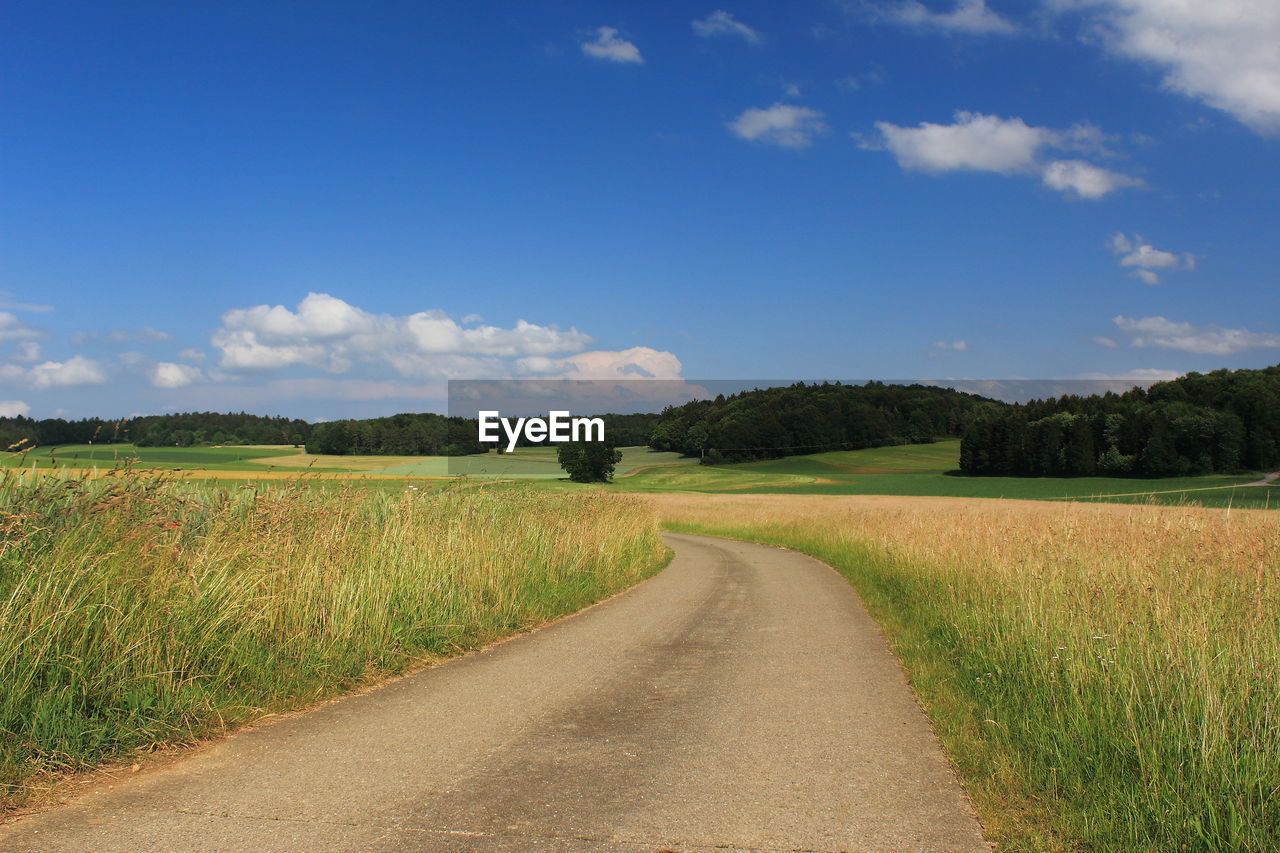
608,440,1277,509
6,439,1275,507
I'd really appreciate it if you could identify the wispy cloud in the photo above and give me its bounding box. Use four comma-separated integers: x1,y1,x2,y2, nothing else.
728,103,828,148
0,292,52,313
0,312,45,343
933,339,969,351
581,26,643,64
871,0,1018,36
692,10,762,44
1113,315,1280,355
72,327,174,345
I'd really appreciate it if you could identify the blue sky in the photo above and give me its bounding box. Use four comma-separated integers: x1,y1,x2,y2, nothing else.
2,0,1278,419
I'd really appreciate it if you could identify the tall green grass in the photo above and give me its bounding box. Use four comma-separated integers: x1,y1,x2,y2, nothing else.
658,494,1280,852
0,472,666,801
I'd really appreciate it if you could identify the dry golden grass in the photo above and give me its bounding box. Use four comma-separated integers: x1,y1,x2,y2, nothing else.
245,453,438,471
653,493,1280,852
1,473,666,803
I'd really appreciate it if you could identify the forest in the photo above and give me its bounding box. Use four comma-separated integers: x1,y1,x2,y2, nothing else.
959,365,1280,477
0,412,313,450
648,381,996,463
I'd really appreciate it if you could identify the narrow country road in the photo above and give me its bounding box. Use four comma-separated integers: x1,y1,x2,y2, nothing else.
1,533,989,853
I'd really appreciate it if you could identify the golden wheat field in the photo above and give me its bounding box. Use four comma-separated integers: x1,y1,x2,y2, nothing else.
654,493,1280,851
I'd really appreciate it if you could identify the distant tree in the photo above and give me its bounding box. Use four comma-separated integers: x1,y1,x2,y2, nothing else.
557,441,623,483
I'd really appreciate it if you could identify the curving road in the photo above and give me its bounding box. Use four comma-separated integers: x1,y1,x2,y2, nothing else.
1,533,989,852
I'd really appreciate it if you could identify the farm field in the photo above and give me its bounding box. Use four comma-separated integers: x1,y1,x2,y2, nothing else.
5,440,1275,508
612,440,1278,509
652,492,1280,851
0,472,667,805
3,443,697,480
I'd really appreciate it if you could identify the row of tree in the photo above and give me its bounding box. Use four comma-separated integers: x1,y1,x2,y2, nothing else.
305,413,487,456
0,412,313,451
960,366,1280,477
0,408,658,458
648,381,995,463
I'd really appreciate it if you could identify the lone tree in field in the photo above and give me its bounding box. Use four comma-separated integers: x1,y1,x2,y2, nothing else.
557,441,624,483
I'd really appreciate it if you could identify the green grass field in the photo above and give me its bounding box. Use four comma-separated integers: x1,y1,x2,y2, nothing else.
612,440,1277,508
656,495,1280,851
0,471,667,803
6,440,1275,508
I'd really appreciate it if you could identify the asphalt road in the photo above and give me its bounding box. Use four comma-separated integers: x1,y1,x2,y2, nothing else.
1,532,989,852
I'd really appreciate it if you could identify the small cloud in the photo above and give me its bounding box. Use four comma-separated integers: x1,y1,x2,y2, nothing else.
933,339,969,351
0,312,45,343
729,103,827,148
152,362,204,389
1113,315,1280,355
868,111,1141,199
73,327,173,346
692,10,762,44
837,68,885,90
783,83,802,98
1093,336,1119,348
0,400,30,417
12,341,41,363
0,292,52,313
875,111,1047,174
1041,160,1143,199
515,346,683,380
1076,368,1186,381
177,348,207,363
28,356,108,389
874,0,1018,36
581,26,643,64
1108,233,1195,284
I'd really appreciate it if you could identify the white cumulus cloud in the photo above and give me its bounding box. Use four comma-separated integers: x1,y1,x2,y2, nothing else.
1041,159,1142,199
875,111,1048,173
1108,232,1195,284
516,347,684,380
692,10,762,44
729,103,828,148
869,111,1141,198
878,0,1018,35
27,356,108,389
209,293,680,384
581,26,643,64
0,400,30,417
1062,0,1280,135
1113,315,1280,354
152,362,204,389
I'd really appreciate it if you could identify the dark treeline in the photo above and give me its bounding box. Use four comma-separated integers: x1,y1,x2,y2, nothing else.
310,412,658,456
1,409,659,457
649,382,995,464
1,412,312,450
495,413,659,451
306,413,485,456
960,365,1280,477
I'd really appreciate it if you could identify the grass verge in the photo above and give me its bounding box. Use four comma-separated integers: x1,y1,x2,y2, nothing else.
0,471,667,806
655,494,1280,852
